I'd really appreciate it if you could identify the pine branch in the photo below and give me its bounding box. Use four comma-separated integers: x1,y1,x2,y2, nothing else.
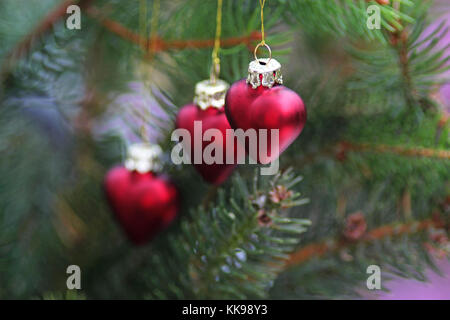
393,29,419,108
349,12,449,112
336,141,450,160
143,170,310,299
288,137,450,171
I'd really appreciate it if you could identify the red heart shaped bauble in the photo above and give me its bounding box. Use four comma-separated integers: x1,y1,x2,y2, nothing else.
176,104,238,185
104,166,179,245
225,79,306,164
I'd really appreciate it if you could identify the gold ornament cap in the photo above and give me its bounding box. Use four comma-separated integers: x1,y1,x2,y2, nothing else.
194,79,229,110
246,58,283,89
124,143,162,173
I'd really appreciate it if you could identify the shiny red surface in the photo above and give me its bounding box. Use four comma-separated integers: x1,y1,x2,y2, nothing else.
104,167,179,245
225,79,306,164
176,104,237,185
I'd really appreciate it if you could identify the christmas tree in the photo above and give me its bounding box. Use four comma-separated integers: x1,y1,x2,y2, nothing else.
0,0,448,300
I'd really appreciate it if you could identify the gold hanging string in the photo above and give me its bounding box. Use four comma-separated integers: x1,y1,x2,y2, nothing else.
139,0,148,51
138,0,147,142
210,0,223,84
259,0,266,45
149,0,160,54
138,0,161,142
139,0,160,54
254,0,272,63
140,124,149,143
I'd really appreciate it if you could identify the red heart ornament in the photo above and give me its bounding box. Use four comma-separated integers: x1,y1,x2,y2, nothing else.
225,79,306,164
104,166,179,245
176,104,238,185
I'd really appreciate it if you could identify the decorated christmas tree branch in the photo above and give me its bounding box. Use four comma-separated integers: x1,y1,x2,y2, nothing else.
1,0,262,84
0,0,448,301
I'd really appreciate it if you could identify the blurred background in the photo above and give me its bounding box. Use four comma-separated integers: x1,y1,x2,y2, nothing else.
0,0,448,299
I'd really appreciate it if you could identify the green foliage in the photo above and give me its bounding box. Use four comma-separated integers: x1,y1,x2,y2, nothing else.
0,104,71,298
0,0,61,60
283,0,417,41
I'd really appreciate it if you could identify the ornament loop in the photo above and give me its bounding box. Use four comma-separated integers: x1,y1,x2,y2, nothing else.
194,79,229,110
254,42,272,65
210,0,223,85
246,58,283,89
125,143,162,173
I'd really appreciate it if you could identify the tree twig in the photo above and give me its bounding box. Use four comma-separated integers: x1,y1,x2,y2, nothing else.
285,211,447,268
86,6,261,53
337,141,450,160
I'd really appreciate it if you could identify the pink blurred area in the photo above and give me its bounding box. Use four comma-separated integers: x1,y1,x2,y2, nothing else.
361,259,450,300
